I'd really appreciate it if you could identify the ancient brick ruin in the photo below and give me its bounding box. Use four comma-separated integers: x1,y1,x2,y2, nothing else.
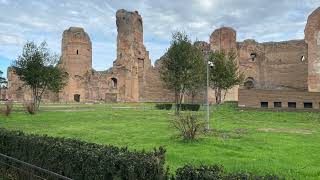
5,7,320,109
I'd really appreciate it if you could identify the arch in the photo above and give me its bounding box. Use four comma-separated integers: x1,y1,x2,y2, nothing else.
76,49,79,55
250,52,257,61
244,77,255,89
74,94,80,102
111,78,117,89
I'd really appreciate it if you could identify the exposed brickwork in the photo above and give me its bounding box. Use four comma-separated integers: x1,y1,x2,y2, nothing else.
239,89,320,109
238,40,308,91
6,7,320,106
305,7,320,92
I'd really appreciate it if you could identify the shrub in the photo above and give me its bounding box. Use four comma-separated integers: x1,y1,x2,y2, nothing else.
171,113,204,140
225,172,282,180
155,104,173,110
0,128,167,180
0,101,13,116
23,102,36,114
175,165,224,180
180,104,200,111
175,165,282,180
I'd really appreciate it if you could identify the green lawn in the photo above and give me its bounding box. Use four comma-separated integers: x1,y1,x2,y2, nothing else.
1,102,320,179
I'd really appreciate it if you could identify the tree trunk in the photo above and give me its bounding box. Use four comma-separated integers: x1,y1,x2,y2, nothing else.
191,91,195,104
215,88,222,104
175,90,179,115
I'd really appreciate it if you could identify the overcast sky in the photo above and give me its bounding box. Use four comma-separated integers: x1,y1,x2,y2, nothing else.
1,0,320,78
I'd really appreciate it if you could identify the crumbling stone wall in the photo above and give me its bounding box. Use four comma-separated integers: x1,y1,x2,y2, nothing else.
59,27,93,102
6,67,32,101
238,40,308,91
114,9,151,102
6,7,320,104
305,7,320,92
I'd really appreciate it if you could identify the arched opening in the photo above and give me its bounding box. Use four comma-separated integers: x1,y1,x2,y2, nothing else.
250,52,257,61
111,78,117,89
244,77,255,89
76,50,79,55
74,94,80,102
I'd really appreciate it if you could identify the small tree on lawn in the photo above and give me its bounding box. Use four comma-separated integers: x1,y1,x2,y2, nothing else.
186,46,206,104
0,70,7,100
160,31,205,114
13,41,67,112
209,50,244,104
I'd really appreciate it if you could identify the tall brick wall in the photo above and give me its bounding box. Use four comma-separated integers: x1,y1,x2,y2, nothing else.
238,40,308,91
59,27,93,102
6,7,320,104
115,9,151,102
305,7,320,92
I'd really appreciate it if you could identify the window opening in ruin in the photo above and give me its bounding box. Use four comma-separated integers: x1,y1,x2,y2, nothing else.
244,77,254,89
304,102,313,108
250,53,257,61
260,102,268,108
111,78,117,89
74,94,80,102
288,102,296,108
274,102,282,108
301,56,305,62
76,50,79,55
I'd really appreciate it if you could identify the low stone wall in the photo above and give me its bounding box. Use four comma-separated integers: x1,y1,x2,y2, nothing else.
238,88,320,109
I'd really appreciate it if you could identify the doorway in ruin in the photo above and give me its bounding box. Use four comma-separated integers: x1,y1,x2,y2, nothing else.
111,78,118,89
74,94,80,102
105,93,117,102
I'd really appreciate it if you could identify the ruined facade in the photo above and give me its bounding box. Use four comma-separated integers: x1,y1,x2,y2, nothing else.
6,9,176,103
6,7,320,109
238,7,320,109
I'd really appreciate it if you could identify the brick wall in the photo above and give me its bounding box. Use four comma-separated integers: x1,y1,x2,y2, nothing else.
238,88,320,109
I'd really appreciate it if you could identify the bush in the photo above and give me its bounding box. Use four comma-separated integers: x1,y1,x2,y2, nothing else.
175,165,282,180
155,104,173,110
171,113,204,140
0,128,167,180
180,104,200,111
175,165,224,180
0,101,13,116
23,102,36,114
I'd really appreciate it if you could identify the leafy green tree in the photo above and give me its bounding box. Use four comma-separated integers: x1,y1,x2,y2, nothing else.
0,70,7,99
209,50,244,104
13,41,68,111
160,31,205,113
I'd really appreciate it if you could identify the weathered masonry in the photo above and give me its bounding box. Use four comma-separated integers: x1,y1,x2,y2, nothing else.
6,7,320,109
238,7,320,110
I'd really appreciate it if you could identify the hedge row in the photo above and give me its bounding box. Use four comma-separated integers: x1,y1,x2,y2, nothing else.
155,104,173,110
0,128,281,180
180,104,200,111
155,104,201,111
174,165,282,180
0,128,166,180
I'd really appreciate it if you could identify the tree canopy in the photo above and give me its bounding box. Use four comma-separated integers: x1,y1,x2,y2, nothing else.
208,50,244,104
13,41,67,111
160,31,205,113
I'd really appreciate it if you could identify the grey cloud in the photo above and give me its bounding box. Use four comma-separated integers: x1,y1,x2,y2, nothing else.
0,0,320,71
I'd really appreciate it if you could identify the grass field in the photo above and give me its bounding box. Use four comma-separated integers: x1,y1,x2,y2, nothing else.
1,102,320,179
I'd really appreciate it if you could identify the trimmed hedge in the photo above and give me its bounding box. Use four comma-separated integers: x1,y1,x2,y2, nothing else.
155,104,173,110
174,165,282,180
0,128,283,180
0,128,167,180
180,104,200,111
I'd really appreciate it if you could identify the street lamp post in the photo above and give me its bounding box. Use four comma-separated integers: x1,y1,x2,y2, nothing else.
206,60,214,131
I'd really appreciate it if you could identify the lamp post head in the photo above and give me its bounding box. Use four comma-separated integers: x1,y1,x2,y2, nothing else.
208,61,214,67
